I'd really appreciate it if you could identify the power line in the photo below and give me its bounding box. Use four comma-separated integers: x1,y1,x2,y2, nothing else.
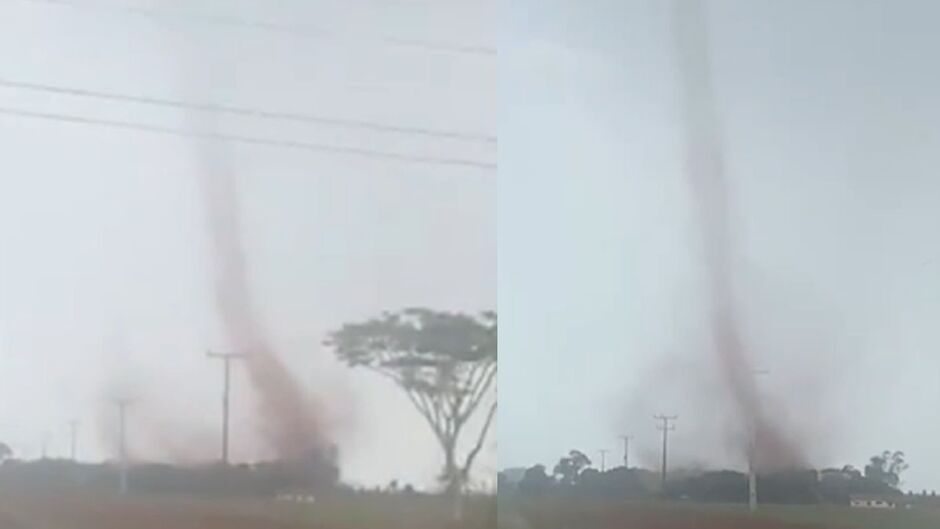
0,78,496,144
0,107,496,170
12,0,495,56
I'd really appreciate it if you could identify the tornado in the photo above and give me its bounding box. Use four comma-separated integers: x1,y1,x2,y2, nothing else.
183,37,337,485
671,0,804,471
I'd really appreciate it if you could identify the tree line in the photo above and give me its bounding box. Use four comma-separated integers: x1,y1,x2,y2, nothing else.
499,449,915,505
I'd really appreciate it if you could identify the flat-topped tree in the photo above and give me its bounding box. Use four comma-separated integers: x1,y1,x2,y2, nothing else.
326,308,496,514
865,450,908,489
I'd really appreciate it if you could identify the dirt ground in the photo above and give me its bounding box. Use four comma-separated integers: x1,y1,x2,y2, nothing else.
0,491,496,529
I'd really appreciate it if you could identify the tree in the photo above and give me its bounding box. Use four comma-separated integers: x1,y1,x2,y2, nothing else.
865,451,908,489
326,308,496,517
0,443,11,463
497,472,510,492
553,450,591,486
842,465,862,480
518,465,553,495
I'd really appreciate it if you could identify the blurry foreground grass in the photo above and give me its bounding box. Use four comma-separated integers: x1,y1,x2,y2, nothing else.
0,490,496,529
271,492,497,529
499,496,940,529
750,503,940,529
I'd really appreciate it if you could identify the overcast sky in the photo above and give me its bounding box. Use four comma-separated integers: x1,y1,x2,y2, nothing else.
0,0,494,490
500,0,940,491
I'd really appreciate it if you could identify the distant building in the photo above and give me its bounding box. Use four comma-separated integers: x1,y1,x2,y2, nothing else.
849,494,906,509
275,488,316,503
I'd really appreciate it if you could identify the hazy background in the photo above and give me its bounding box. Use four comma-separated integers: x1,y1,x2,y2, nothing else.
0,0,495,490
500,0,940,491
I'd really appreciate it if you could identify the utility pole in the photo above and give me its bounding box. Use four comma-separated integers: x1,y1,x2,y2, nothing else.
655,415,678,493
749,369,769,513
598,449,609,473
113,398,131,495
619,435,633,469
69,420,78,461
207,350,247,465
40,432,49,460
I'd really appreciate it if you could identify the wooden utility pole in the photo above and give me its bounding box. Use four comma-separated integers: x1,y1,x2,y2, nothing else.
749,369,770,513
113,398,131,494
619,435,633,469
69,420,78,461
655,415,678,492
207,351,247,465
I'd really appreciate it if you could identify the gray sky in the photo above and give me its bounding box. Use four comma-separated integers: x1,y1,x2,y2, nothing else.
500,0,940,491
0,0,494,490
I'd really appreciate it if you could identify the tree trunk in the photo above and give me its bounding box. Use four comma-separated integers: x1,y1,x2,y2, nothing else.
443,439,464,523
451,487,464,524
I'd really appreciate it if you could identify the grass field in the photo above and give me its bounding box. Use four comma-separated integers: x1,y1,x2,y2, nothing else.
499,497,940,529
0,490,496,529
